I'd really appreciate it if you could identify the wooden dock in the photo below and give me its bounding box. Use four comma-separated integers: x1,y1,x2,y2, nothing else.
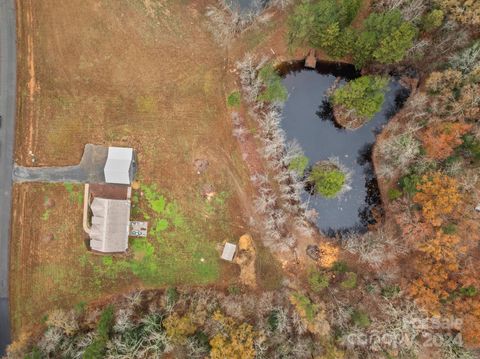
305,49,316,69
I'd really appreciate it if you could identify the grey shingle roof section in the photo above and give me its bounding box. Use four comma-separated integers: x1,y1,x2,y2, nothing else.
89,198,130,253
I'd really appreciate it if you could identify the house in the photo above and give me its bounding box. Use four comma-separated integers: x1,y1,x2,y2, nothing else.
82,146,138,253
89,197,131,253
104,147,136,185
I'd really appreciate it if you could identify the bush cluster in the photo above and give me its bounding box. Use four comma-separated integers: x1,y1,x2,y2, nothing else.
309,162,347,198
332,75,388,119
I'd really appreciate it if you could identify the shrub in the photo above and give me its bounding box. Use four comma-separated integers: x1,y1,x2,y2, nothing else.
308,270,330,292
289,155,309,176
332,76,388,119
290,293,317,322
24,348,42,359
421,9,444,32
257,64,288,103
399,173,422,196
309,162,346,198
459,134,480,164
459,286,478,297
381,285,401,299
332,261,349,273
267,310,281,331
163,313,197,343
166,287,179,306
227,285,241,295
83,305,115,359
227,90,241,107
351,309,371,328
442,223,457,234
340,272,357,289
387,188,403,201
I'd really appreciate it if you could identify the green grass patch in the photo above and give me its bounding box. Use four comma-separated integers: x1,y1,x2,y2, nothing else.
41,209,51,221
340,272,357,289
63,182,83,205
88,184,220,286
226,91,241,107
258,64,288,103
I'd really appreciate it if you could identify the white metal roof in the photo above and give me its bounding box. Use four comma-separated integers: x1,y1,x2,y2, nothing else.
221,242,237,261
90,198,130,253
104,147,133,185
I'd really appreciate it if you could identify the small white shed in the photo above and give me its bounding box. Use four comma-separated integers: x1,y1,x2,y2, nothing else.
104,147,135,185
221,242,237,261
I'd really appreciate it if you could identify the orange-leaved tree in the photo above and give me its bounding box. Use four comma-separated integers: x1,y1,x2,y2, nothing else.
453,297,480,348
420,122,471,160
409,231,465,314
413,172,461,227
209,311,256,359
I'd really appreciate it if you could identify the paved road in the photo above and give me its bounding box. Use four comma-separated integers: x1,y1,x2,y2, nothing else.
0,0,16,355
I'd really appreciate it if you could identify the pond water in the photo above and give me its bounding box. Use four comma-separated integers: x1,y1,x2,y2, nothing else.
229,0,268,12
280,61,409,236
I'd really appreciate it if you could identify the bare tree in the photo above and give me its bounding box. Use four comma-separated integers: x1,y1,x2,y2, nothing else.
373,0,427,21
342,228,407,267
449,41,480,74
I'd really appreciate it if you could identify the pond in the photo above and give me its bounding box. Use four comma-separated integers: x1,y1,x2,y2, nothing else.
280,61,409,236
229,0,268,12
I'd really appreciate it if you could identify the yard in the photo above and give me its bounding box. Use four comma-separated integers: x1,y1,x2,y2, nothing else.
11,0,254,338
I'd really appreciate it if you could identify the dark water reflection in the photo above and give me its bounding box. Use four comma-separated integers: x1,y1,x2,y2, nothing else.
229,0,268,12
280,61,409,236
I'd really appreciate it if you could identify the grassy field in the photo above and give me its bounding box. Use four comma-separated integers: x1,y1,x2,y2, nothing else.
11,0,254,337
